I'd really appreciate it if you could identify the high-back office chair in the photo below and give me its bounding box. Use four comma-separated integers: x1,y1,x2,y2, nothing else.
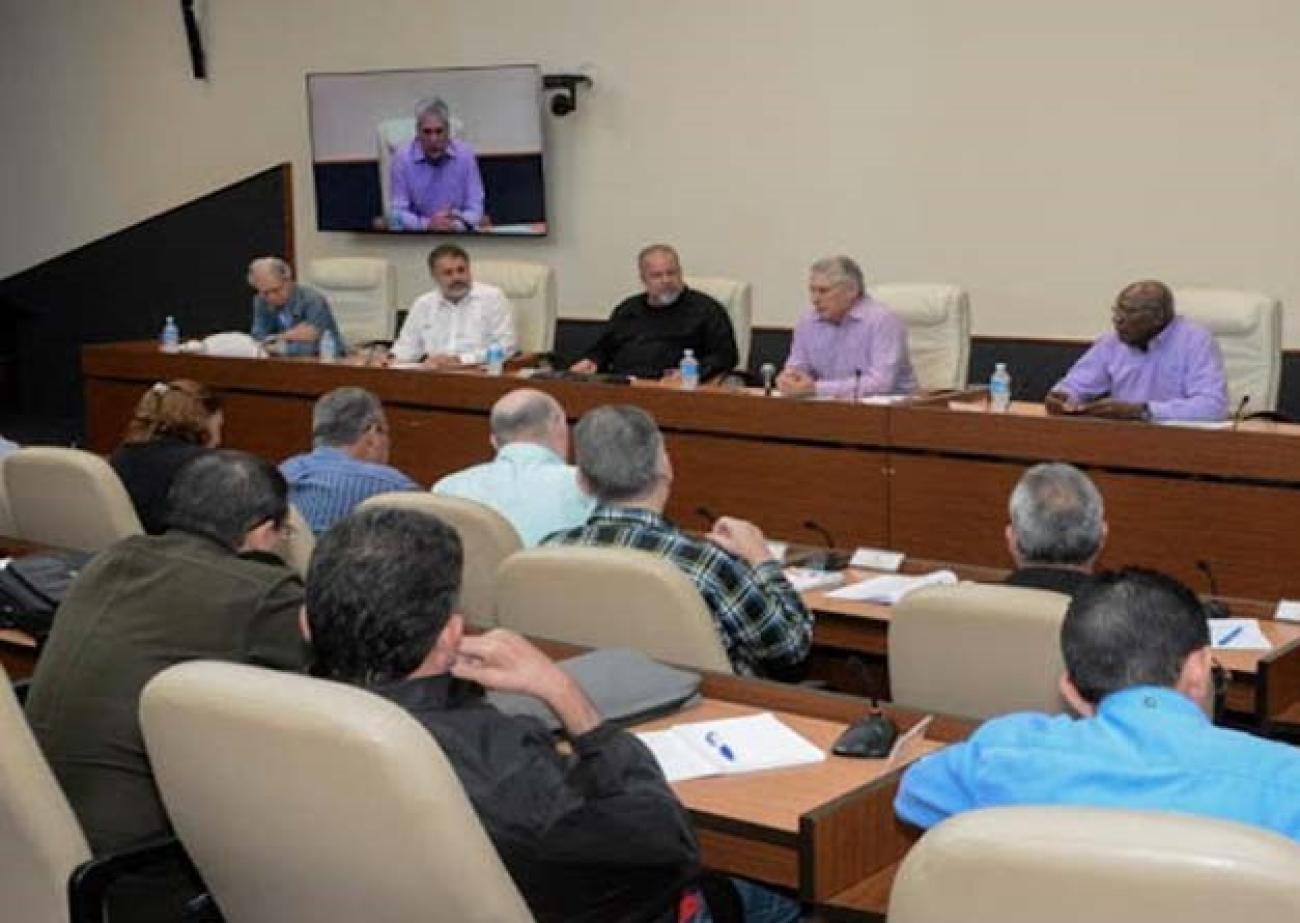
306,257,398,344
0,663,189,923
888,805,1300,923
3,447,143,552
0,456,15,537
495,546,734,673
872,283,972,391
358,493,521,628
889,584,1069,720
274,504,315,579
686,276,753,370
140,661,534,923
1174,287,1282,415
474,260,558,354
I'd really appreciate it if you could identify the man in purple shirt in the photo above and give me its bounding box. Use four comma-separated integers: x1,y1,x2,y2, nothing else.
389,97,485,232
1047,280,1228,422
777,255,917,399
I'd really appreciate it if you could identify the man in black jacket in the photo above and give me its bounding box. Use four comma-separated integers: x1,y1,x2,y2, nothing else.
1002,462,1108,597
304,506,700,923
571,243,738,380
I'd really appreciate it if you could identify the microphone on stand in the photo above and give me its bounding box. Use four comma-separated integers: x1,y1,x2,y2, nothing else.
853,369,863,403
797,519,850,571
760,363,776,397
694,505,719,528
1231,394,1250,431
1196,558,1231,619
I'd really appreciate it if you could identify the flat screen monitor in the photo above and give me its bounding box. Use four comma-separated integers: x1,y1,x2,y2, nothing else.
307,64,546,236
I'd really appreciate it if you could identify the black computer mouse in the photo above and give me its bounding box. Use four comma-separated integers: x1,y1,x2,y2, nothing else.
832,711,898,758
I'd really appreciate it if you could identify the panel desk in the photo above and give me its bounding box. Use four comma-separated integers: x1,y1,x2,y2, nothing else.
83,344,1300,598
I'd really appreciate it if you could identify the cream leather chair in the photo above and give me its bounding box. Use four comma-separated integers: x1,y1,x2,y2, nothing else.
1175,287,1281,414
686,275,752,369
274,503,315,579
0,457,15,537
873,283,971,390
495,546,734,673
358,493,521,628
889,806,1300,923
3,447,142,552
306,257,397,345
140,661,534,923
889,584,1069,720
474,260,557,354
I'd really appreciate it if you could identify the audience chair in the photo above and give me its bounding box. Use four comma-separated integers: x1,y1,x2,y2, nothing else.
358,493,521,628
495,546,734,673
0,664,188,923
889,584,1069,720
1174,287,1282,415
0,457,15,538
474,260,557,354
889,805,1300,923
274,504,315,579
3,447,142,552
686,276,753,369
140,661,534,923
306,257,398,344
872,283,971,391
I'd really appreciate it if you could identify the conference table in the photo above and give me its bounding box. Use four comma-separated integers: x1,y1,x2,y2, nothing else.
83,341,1300,601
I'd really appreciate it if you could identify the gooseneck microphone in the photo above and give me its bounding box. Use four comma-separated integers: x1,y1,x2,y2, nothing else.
760,363,776,397
803,519,837,550
853,369,863,402
695,506,719,527
1196,558,1231,619
1231,394,1250,430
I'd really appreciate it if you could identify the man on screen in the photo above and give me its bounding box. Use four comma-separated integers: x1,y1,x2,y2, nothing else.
570,244,738,380
1045,279,1228,421
389,97,486,232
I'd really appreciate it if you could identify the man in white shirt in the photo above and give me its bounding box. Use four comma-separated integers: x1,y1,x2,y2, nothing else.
433,388,594,546
391,244,517,367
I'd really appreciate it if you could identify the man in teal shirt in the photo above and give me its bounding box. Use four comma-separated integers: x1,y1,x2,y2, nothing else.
433,388,593,545
896,568,1300,840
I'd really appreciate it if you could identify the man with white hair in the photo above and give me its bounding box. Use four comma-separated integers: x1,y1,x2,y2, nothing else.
247,255,344,356
433,388,594,545
777,255,916,398
389,96,485,231
1003,462,1108,597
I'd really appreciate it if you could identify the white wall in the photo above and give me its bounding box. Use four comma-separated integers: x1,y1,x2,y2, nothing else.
4,1,1300,342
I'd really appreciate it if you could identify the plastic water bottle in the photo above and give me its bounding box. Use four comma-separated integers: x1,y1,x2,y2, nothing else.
990,362,1012,412
679,349,700,390
319,329,338,364
160,316,179,353
485,339,505,376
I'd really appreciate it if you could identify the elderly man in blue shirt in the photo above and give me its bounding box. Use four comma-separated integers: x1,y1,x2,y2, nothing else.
895,568,1300,840
433,388,593,546
248,256,345,357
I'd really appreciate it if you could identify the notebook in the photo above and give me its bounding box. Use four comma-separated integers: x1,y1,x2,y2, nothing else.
636,712,825,782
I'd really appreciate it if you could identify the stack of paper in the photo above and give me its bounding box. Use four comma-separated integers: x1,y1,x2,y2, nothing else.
1273,600,1300,623
1208,617,1273,650
826,569,958,605
636,712,825,782
783,567,845,593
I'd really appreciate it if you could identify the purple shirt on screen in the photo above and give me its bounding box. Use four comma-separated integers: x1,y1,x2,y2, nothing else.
389,138,485,231
1054,315,1228,421
786,296,918,398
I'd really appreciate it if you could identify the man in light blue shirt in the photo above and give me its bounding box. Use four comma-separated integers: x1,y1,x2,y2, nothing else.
896,568,1300,840
434,389,593,546
248,256,345,357
281,387,419,534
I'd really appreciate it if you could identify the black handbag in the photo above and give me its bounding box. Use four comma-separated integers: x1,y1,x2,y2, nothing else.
0,550,94,641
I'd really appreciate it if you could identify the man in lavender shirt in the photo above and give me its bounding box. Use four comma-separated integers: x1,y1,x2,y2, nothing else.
388,97,485,232
1047,280,1228,422
777,255,917,399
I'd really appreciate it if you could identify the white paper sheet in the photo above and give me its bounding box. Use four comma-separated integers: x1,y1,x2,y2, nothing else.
1208,617,1273,650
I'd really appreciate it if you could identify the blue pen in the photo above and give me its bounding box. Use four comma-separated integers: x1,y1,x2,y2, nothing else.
1217,625,1243,647
705,731,736,762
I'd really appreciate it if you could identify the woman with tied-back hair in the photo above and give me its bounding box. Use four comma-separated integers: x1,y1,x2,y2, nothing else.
109,379,224,534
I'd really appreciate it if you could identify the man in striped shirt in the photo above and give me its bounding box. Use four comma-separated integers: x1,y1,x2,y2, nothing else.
280,387,419,533
545,405,812,679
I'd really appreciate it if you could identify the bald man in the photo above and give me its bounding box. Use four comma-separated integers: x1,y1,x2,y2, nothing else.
433,389,594,545
1046,280,1228,422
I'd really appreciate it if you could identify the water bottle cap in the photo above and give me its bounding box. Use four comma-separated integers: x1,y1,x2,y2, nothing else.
684,349,695,357
995,362,1007,371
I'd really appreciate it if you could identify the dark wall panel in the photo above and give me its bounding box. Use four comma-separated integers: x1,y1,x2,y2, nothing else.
0,165,292,424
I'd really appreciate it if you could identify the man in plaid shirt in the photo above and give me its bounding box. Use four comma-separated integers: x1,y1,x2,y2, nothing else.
544,405,813,679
